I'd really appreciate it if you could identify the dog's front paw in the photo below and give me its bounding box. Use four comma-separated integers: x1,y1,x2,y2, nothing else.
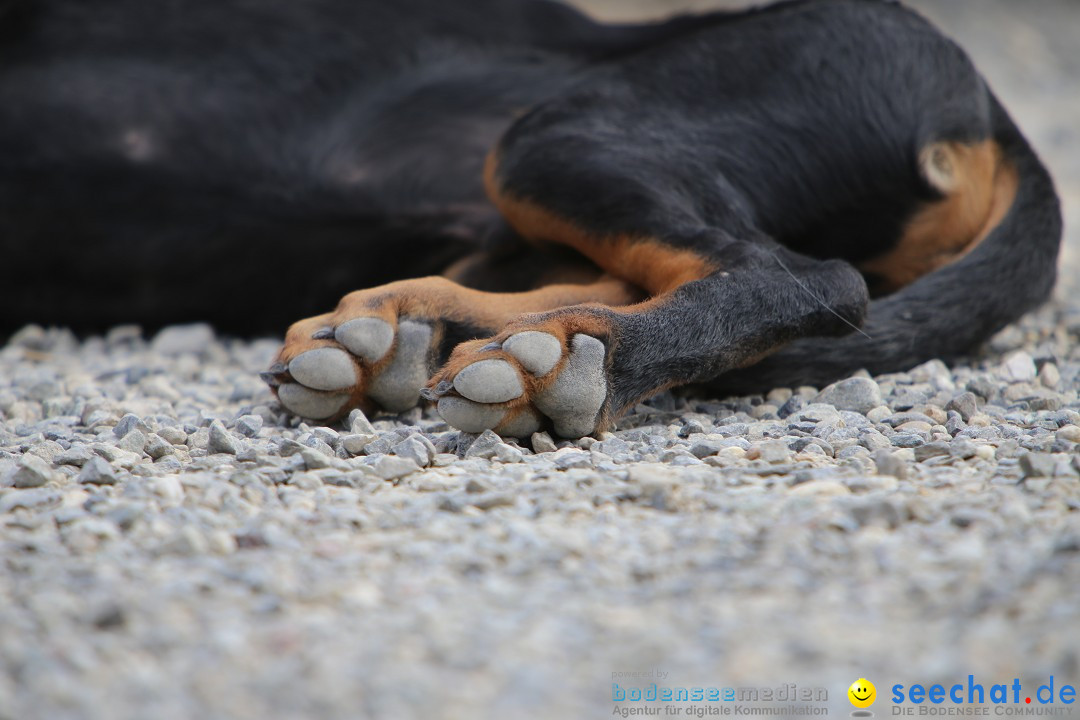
261,278,482,421
427,317,612,438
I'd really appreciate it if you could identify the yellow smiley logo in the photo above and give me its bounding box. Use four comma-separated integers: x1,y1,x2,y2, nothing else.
848,678,876,708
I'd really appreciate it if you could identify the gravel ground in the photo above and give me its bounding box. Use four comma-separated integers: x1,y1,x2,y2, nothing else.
2,2,1079,719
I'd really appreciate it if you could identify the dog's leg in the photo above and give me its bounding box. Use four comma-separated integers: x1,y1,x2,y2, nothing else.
426,230,868,438
263,275,641,426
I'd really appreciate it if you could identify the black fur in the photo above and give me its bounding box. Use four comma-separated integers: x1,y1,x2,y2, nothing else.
0,0,1061,404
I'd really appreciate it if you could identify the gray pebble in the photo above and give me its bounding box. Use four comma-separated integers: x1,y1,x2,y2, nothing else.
145,434,175,460
945,392,979,422
1020,452,1057,478
208,421,242,455
530,431,558,453
361,436,395,455
117,429,148,455
1000,351,1038,382
0,488,62,513
464,430,503,459
873,449,908,479
113,413,148,438
914,442,951,462
757,440,792,464
9,454,57,488
890,390,928,411
158,426,188,445
814,377,882,414
54,445,94,467
341,433,378,456
77,456,118,485
348,409,377,435
367,455,421,481
392,436,434,467
1039,362,1061,389
494,444,523,463
300,448,348,471
235,415,263,437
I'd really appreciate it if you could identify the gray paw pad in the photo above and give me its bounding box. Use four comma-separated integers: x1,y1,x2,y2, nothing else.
288,347,357,391
278,384,349,420
453,359,523,404
437,396,506,433
533,334,607,438
335,317,394,363
503,331,562,376
367,321,432,413
494,407,543,438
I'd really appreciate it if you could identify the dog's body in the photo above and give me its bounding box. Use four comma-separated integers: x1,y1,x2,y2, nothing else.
1,0,1061,437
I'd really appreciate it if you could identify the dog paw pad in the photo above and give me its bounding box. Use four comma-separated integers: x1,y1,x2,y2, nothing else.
503,331,561,376
287,347,357,391
453,359,524,403
277,384,349,420
534,334,607,438
366,320,432,412
335,317,394,363
437,396,507,433
435,332,608,439
494,407,544,438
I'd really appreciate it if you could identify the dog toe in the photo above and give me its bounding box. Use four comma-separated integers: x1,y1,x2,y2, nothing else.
503,331,562,376
366,320,433,412
436,396,507,433
287,347,358,391
453,359,524,403
334,317,395,363
533,334,607,438
277,383,350,420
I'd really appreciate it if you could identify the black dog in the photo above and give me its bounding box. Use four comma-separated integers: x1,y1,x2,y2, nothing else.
1,0,1061,437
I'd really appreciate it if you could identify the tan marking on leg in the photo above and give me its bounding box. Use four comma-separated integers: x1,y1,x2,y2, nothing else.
859,139,1019,293
484,151,717,295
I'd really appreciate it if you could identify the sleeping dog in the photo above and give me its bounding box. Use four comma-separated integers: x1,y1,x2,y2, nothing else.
1,0,1060,438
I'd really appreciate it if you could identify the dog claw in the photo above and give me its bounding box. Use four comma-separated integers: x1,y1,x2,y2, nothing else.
259,371,282,387
311,326,335,340
260,362,290,387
